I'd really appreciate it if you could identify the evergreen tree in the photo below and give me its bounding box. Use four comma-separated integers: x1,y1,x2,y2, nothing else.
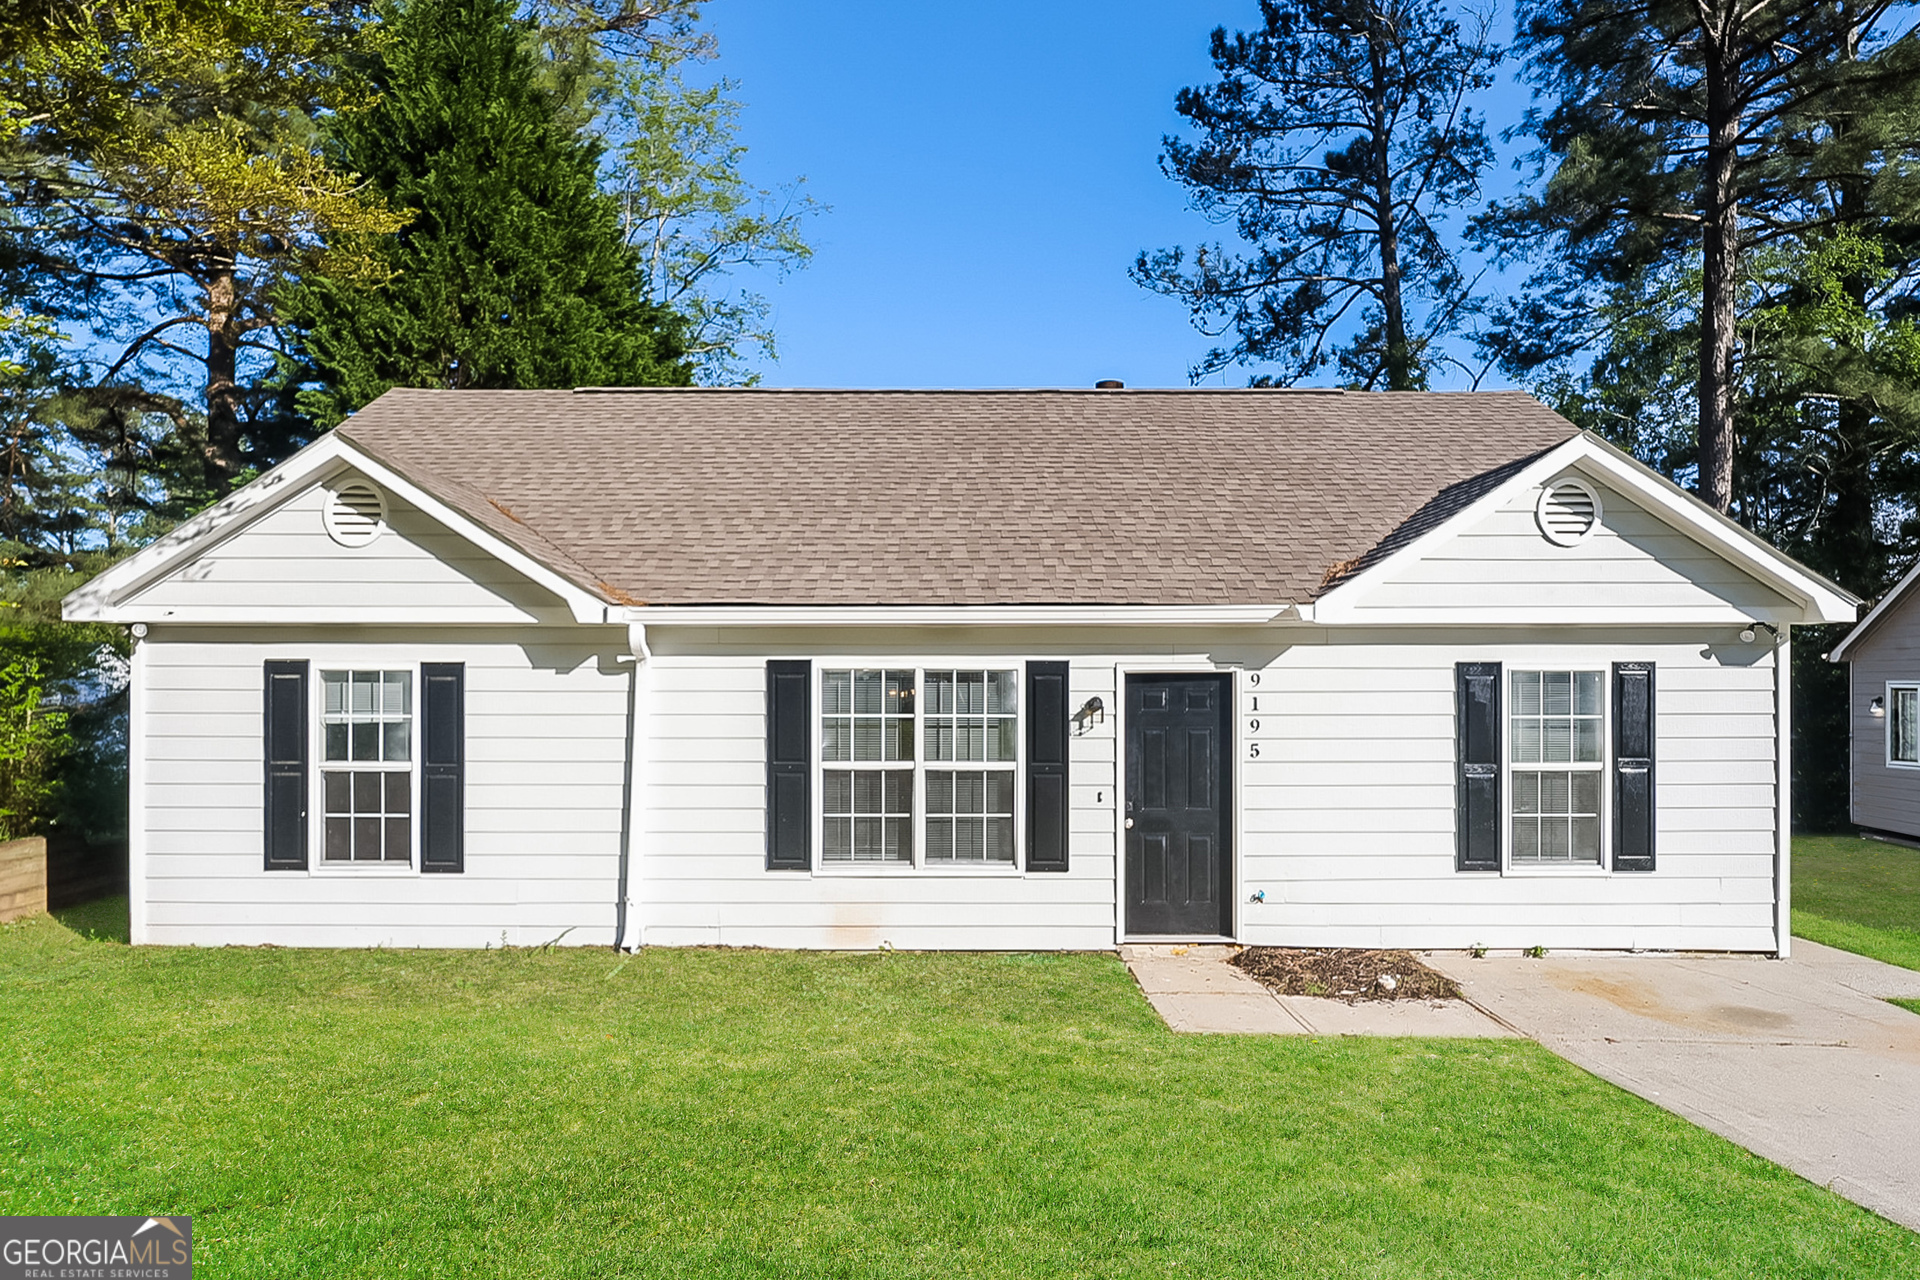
1477,0,1920,512
289,0,689,425
1133,0,1500,389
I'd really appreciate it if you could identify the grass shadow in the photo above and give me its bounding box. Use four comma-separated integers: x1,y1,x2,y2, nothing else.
51,895,129,944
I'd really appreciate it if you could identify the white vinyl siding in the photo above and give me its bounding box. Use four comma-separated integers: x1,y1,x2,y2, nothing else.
630,626,1781,952
1348,475,1797,620
123,478,572,623
132,626,1783,953
641,638,1116,950
1233,633,1778,952
136,627,629,947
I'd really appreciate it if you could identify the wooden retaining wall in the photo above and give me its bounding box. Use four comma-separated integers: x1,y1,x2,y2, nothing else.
0,836,47,923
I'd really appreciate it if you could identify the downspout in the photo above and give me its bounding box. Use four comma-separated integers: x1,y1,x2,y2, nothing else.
613,623,652,951
1775,625,1793,958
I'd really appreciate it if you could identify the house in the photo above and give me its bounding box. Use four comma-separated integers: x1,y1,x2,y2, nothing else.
1830,561,1920,842
62,388,1858,953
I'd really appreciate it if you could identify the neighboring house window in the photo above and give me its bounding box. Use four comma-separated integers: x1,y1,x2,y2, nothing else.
320,669,413,864
1891,684,1920,766
1509,670,1604,865
819,666,1020,867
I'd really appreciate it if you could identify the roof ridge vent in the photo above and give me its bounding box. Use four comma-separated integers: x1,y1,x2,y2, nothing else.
1536,476,1600,546
324,479,388,547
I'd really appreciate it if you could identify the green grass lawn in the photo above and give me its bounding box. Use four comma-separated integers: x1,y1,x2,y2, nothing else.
1793,833,1920,973
4,901,1916,1277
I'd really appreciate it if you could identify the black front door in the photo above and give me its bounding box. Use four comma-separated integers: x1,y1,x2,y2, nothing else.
1125,674,1232,937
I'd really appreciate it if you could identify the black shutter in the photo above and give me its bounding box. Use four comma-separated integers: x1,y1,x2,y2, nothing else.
1456,662,1501,872
420,663,466,873
766,660,811,870
263,660,309,871
1026,661,1071,873
1613,662,1656,873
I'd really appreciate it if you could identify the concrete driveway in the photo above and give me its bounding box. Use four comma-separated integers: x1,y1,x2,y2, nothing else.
1427,941,1920,1233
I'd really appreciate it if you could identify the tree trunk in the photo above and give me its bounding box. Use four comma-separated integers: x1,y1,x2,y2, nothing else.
1367,12,1412,391
203,261,244,496
1697,20,1741,512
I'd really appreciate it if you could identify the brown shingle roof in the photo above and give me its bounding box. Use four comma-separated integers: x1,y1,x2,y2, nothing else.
334,387,1579,607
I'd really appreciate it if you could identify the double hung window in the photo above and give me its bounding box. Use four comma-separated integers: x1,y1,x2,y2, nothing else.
321,669,413,864
1891,684,1920,767
1509,670,1604,866
820,666,1020,867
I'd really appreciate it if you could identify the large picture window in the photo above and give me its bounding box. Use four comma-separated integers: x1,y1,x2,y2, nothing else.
1510,670,1604,866
820,666,1020,868
1890,684,1920,767
320,669,413,864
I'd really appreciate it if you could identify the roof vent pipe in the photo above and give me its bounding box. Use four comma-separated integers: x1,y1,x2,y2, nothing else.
1094,379,1125,389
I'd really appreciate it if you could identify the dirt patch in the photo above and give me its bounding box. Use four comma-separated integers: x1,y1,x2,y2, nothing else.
1230,947,1462,1003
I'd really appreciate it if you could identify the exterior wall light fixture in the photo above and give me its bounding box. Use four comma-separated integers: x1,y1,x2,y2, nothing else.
1872,696,1886,717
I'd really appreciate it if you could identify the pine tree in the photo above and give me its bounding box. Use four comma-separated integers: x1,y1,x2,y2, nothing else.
1133,0,1499,389
1477,0,1920,512
289,0,689,426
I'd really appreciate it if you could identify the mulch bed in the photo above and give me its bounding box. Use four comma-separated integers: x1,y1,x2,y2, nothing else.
1229,947,1462,1003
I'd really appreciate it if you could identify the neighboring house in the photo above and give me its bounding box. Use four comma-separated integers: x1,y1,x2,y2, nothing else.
1830,562,1920,842
63,388,1857,953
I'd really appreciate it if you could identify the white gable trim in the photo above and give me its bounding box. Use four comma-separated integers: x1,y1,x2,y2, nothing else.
1307,434,1858,626
62,433,615,626
1829,558,1920,661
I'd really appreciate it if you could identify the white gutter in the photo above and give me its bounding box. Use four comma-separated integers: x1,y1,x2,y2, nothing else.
614,604,1293,627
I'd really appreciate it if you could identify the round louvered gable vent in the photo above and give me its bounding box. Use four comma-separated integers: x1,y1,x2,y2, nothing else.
1535,478,1600,546
323,481,387,547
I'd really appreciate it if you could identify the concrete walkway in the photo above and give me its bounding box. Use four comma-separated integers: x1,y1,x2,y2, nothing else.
1427,941,1920,1233
1121,944,1513,1037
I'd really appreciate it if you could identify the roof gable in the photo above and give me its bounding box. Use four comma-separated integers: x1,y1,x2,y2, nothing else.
1832,558,1920,661
116,473,569,624
64,433,613,625
1310,434,1857,626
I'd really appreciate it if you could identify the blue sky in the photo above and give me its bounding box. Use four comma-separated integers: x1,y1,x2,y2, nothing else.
703,0,1536,390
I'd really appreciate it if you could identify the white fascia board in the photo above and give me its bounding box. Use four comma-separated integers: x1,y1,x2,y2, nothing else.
617,604,1292,627
1829,557,1920,661
105,607,544,625
63,433,614,626
1291,606,1803,627
1569,438,1858,623
1311,434,1860,627
64,432,354,620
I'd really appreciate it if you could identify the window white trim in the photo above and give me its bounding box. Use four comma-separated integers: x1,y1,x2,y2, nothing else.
810,659,1027,877
1503,666,1613,875
1886,682,1920,770
309,664,422,875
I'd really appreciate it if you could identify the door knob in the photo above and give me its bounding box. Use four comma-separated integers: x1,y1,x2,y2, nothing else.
1124,818,1135,829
